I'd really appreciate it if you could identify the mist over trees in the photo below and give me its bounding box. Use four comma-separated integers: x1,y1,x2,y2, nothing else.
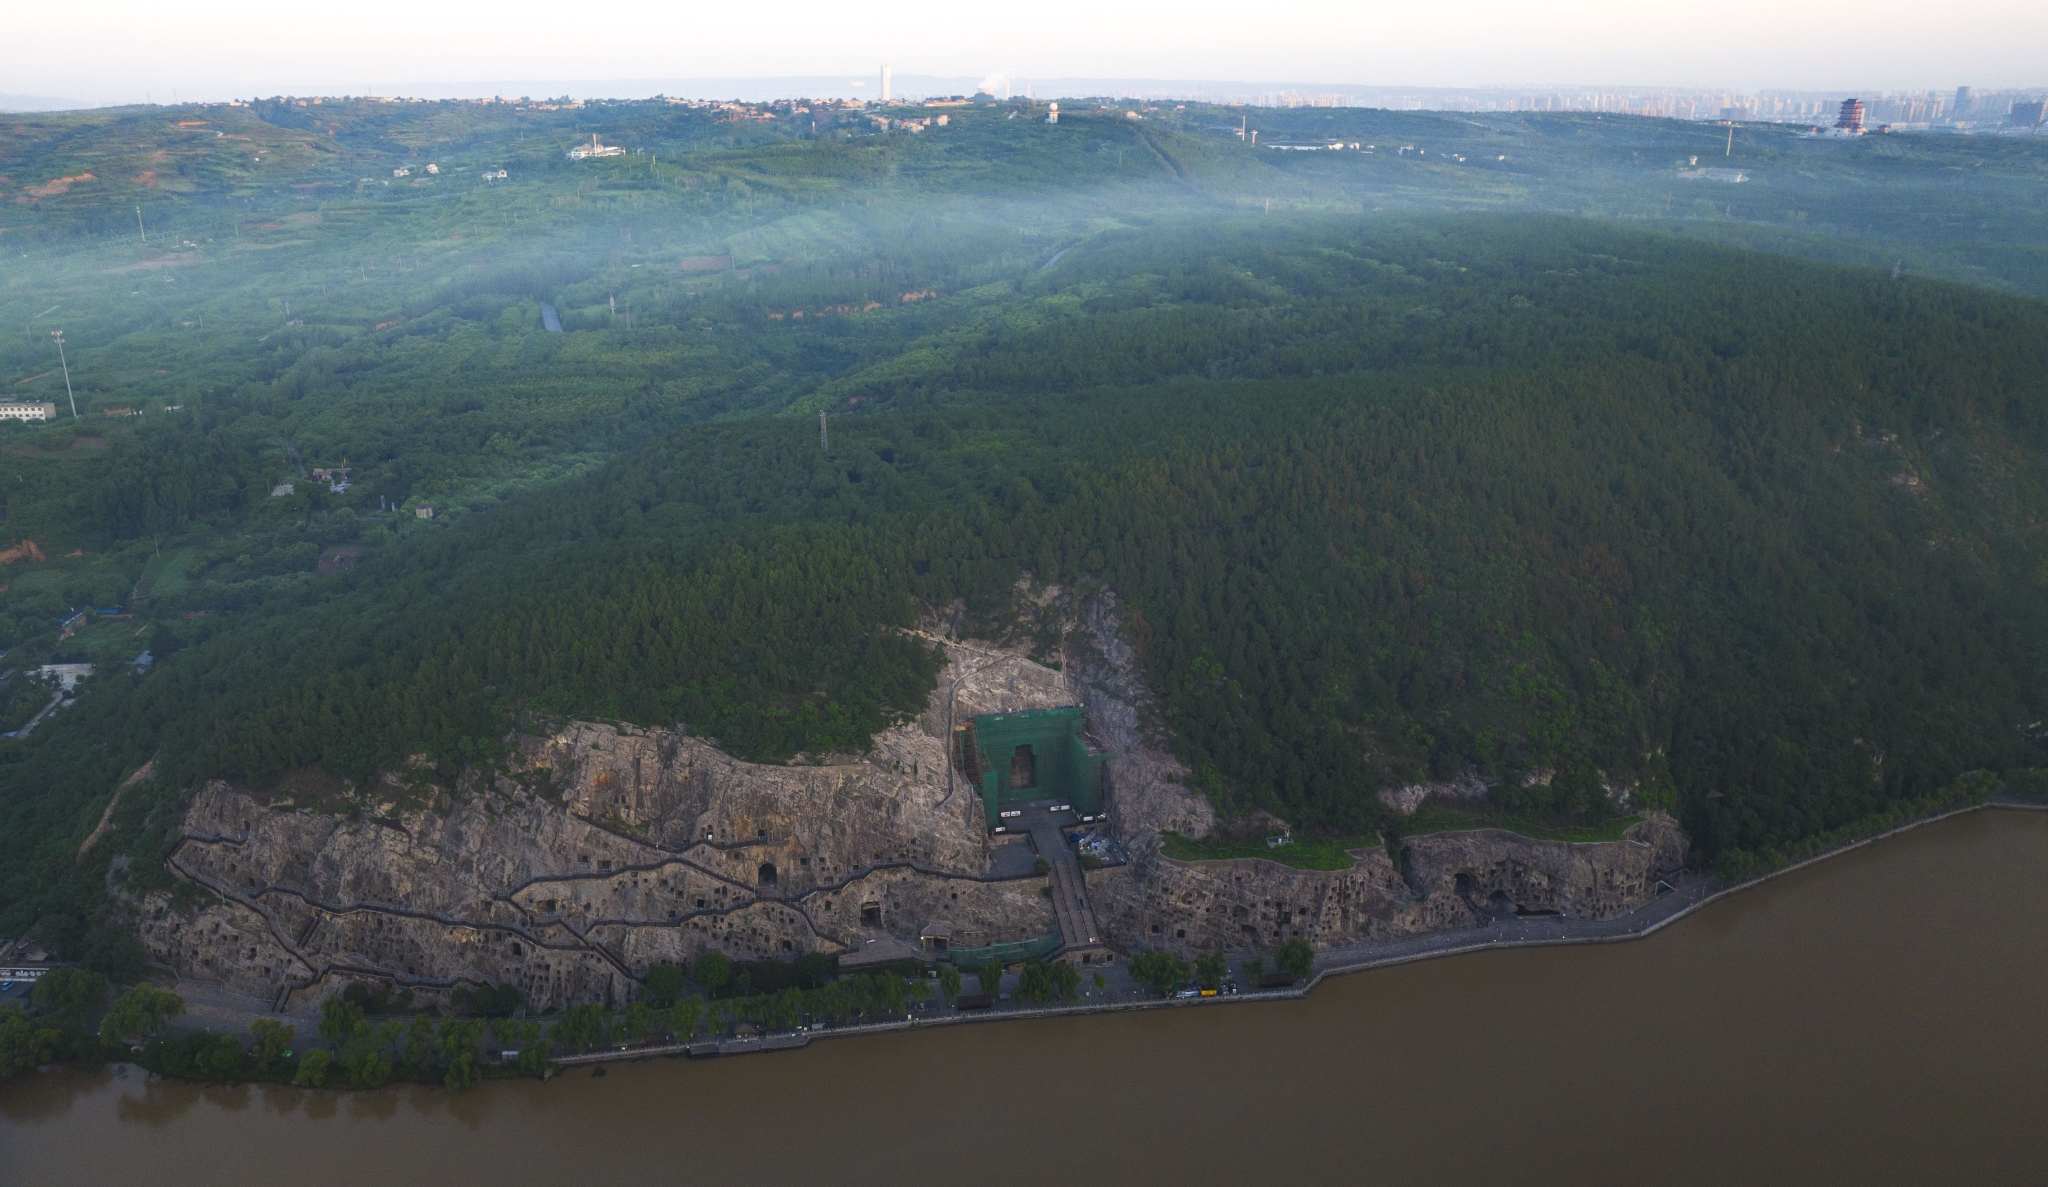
0,96,2043,967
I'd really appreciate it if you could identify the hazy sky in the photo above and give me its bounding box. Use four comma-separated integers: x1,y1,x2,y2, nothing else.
9,0,2043,104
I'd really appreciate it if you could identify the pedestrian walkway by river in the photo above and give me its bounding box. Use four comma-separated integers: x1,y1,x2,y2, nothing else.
9,808,2046,1187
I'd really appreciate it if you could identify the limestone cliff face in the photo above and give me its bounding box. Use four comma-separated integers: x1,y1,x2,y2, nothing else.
521,717,990,893
142,601,1687,1012
145,639,1070,1012
1067,591,1215,843
1085,817,1688,956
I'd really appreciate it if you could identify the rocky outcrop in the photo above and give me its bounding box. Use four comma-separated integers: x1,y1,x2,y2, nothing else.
141,599,1688,1012
144,638,1074,1013
1086,816,1688,957
1377,767,1492,816
1066,590,1214,842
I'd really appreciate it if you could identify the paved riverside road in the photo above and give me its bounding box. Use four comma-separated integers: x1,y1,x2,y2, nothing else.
1305,871,1719,979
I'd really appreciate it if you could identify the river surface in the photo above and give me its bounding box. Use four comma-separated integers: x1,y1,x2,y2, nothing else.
5,810,2045,1186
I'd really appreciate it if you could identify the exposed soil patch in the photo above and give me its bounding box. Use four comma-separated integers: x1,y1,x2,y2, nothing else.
17,172,94,200
316,544,362,576
104,252,199,274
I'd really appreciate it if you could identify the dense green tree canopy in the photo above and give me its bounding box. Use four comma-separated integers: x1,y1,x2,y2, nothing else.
0,95,2043,972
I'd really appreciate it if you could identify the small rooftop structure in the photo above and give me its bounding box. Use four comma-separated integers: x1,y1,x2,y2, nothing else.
919,922,952,956
837,934,923,970
415,505,434,519
567,134,625,159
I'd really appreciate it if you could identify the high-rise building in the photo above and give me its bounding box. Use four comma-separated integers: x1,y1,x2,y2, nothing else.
880,65,892,103
1836,98,1865,133
2009,99,2046,128
1954,85,1973,117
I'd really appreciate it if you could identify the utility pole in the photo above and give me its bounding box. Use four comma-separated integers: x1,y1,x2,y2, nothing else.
50,331,77,420
136,206,147,244
820,410,828,452
1726,126,1734,156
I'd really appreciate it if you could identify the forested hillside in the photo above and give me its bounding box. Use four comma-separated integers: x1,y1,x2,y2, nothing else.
4,95,2045,660
3,213,2045,968
1,97,2045,971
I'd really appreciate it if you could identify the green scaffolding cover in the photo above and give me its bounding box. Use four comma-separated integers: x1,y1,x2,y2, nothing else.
965,707,1108,830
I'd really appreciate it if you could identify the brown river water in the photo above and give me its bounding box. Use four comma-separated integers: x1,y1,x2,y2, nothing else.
4,809,2045,1186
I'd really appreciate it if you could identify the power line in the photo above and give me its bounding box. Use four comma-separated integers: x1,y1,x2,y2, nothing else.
50,331,77,420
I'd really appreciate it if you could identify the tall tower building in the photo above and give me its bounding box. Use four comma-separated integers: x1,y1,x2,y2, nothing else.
1953,86,1972,117
881,65,892,103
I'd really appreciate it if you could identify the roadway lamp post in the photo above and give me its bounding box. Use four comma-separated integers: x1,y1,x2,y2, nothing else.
50,331,77,420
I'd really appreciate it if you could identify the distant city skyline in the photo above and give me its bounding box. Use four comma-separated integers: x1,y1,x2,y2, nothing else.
6,79,2043,130
4,0,2044,110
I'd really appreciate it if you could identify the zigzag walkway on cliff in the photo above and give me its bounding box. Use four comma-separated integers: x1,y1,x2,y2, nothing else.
167,814,1055,1010
161,794,2041,1041
167,831,638,1011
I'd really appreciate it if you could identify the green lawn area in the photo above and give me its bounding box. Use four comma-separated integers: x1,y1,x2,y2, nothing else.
1161,831,1381,871
1402,802,1643,844
139,547,201,595
1161,807,1644,869
61,615,151,662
